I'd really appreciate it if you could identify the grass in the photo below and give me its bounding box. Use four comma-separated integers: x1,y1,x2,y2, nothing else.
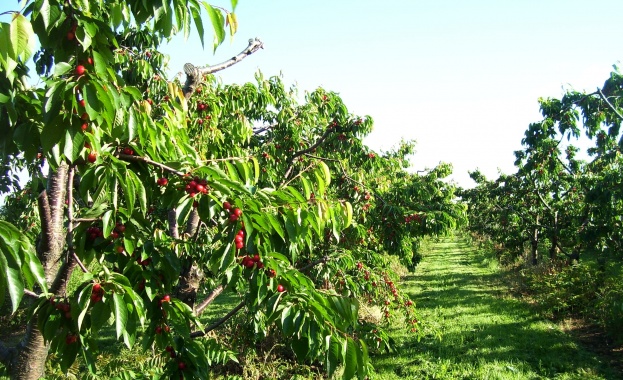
369,237,621,379
3,236,620,379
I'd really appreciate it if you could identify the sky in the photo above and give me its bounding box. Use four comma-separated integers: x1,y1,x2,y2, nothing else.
160,0,623,188
2,1,623,188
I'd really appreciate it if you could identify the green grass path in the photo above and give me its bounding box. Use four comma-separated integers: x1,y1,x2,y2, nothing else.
371,237,620,380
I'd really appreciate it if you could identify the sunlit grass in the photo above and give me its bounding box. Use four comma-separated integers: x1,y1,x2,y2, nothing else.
369,237,617,379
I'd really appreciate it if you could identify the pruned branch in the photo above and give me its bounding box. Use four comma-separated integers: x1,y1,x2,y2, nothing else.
182,38,264,98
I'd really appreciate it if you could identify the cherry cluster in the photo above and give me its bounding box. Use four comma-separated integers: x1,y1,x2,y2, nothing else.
65,333,78,345
111,221,126,239
90,283,104,303
240,254,264,269
404,213,424,224
50,298,72,319
223,201,243,222
86,225,104,240
184,176,209,197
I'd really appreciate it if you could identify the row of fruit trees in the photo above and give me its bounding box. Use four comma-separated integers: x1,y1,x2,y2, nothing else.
0,1,466,379
461,66,623,266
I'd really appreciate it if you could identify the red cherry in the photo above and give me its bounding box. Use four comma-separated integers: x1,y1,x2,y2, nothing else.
87,152,97,163
162,294,171,303
67,31,75,41
155,326,162,334
195,184,205,193
223,201,232,210
87,57,94,65
178,362,186,370
233,208,242,217
235,235,244,243
76,65,86,76
229,214,239,223
252,254,260,262
277,284,285,293
235,241,244,250
79,99,86,108
92,283,101,292
81,123,88,132
115,246,124,253
266,269,276,278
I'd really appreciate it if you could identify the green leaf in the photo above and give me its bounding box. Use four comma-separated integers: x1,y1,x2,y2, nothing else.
344,202,353,229
53,62,72,77
76,284,92,331
202,3,225,52
112,292,128,339
326,337,341,378
10,13,36,63
102,210,114,238
343,337,358,380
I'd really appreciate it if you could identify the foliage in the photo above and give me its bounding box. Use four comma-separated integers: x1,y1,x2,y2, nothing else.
460,67,623,342
0,0,465,379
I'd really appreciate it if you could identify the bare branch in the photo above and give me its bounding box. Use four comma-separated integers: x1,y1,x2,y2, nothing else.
281,128,334,184
195,285,225,315
118,153,185,176
24,289,40,298
598,88,623,121
182,38,264,97
190,300,245,338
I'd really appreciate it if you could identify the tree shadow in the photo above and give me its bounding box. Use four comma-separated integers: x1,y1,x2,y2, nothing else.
372,239,621,379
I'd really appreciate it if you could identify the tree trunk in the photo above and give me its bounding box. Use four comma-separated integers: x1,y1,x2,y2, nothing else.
531,215,539,266
549,211,558,260
9,163,69,379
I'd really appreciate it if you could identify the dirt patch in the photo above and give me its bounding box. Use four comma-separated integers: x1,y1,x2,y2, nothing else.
559,317,623,377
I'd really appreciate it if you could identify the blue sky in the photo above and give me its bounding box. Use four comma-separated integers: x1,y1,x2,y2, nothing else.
162,1,623,187
2,1,623,188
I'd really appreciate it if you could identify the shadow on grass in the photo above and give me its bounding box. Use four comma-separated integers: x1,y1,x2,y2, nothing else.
372,238,620,379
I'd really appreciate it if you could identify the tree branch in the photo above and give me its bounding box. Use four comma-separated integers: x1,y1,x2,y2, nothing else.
182,38,264,98
118,153,185,176
597,88,623,121
195,285,225,315
281,128,334,184
190,255,331,338
190,300,245,338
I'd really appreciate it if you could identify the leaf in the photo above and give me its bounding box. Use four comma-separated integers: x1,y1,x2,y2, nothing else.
102,210,114,238
202,3,225,52
326,337,341,378
0,249,22,313
343,337,358,380
344,201,353,228
10,14,36,63
53,62,72,77
318,160,331,186
112,292,128,339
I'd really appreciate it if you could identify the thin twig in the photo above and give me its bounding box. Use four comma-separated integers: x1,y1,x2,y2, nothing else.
597,88,623,121
190,300,245,338
118,153,185,176
24,289,40,298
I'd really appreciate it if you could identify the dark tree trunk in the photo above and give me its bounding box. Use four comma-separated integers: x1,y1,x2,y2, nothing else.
9,163,70,379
